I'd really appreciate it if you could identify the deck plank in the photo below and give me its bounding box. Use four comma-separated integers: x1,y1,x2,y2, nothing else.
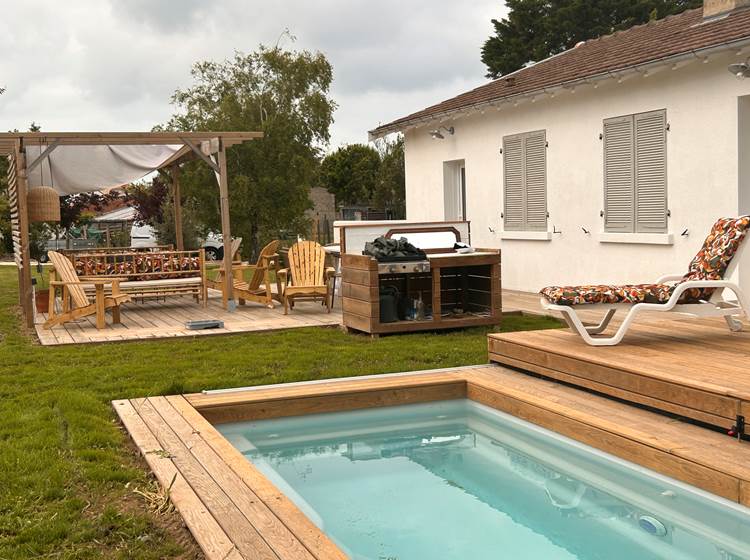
187,372,467,424
112,399,238,560
166,395,348,560
135,397,281,560
151,396,317,560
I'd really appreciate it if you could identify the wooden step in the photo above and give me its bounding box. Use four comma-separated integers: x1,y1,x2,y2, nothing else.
465,365,750,506
488,319,750,430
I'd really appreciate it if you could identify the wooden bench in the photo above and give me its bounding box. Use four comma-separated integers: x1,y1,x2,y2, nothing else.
52,249,208,306
59,245,173,256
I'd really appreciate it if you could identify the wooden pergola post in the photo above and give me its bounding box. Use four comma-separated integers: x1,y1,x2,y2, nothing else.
14,144,34,327
216,140,235,310
171,164,184,251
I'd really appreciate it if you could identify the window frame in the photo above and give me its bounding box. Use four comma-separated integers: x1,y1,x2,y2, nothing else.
502,129,548,232
603,109,668,235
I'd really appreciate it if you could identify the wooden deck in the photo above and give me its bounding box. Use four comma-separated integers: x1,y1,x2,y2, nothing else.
116,365,750,560
489,316,750,432
32,288,544,346
34,289,341,345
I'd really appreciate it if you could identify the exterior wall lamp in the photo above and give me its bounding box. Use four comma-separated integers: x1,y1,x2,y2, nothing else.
728,60,750,79
429,126,455,139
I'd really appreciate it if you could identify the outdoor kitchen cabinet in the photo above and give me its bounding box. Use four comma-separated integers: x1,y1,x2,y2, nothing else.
341,250,501,335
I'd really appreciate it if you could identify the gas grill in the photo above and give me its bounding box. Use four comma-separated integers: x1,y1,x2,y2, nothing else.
376,259,430,275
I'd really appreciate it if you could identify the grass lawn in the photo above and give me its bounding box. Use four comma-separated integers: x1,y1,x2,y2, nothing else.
0,266,562,559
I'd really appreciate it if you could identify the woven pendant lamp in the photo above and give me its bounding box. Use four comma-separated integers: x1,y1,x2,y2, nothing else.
27,147,60,222
27,186,61,222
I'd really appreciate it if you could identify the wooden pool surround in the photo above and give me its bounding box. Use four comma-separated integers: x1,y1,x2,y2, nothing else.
115,364,750,560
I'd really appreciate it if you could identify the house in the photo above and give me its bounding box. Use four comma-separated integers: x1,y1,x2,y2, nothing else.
369,0,750,295
306,186,337,243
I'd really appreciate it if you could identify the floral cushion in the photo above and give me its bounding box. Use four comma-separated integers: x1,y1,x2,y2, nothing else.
74,255,201,282
678,216,750,302
540,284,673,306
541,216,750,306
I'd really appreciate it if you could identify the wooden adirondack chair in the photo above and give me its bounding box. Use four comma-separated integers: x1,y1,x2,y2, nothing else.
279,240,335,314
210,239,281,308
45,251,131,330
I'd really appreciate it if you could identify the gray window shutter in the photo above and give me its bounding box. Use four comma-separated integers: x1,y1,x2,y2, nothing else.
634,110,667,233
603,115,635,233
503,134,525,231
524,130,547,231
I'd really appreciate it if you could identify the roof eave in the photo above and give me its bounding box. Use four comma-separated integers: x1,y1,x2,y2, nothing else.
368,36,750,141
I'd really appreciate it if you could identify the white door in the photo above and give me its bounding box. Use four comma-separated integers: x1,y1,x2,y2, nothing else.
443,160,466,221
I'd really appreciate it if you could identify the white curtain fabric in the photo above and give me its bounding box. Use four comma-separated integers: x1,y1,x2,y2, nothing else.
24,144,182,195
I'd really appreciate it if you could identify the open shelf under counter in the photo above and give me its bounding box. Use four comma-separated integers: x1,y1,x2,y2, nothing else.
341,249,502,335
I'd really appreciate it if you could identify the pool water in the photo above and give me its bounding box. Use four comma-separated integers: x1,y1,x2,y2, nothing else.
219,400,750,560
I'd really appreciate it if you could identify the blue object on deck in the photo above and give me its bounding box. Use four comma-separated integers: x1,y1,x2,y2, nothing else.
186,319,224,330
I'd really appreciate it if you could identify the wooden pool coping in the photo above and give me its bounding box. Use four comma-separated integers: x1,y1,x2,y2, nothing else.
114,365,750,560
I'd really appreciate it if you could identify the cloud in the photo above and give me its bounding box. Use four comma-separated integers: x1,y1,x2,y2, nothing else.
0,0,506,146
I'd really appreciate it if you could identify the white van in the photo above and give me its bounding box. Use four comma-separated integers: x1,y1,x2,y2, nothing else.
129,224,226,260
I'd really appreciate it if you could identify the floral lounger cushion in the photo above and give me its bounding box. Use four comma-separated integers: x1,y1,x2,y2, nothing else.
541,216,750,306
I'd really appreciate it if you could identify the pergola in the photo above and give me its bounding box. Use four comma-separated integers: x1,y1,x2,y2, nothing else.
0,131,263,327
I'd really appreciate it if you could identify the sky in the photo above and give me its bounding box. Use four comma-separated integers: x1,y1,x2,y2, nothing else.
0,0,506,150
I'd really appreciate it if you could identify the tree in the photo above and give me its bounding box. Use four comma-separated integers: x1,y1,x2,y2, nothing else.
126,175,170,226
160,44,335,259
54,192,118,248
373,136,406,219
319,144,381,208
127,175,201,248
482,0,702,78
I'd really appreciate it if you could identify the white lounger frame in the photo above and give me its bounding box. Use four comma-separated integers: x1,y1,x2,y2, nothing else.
541,241,749,346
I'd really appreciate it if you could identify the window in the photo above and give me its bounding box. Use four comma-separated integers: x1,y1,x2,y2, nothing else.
503,130,547,231
443,160,466,221
603,109,667,234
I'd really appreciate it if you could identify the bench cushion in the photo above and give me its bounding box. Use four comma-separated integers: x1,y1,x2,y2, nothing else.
120,277,202,289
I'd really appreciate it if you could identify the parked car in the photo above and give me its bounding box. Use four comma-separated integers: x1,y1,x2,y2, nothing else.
130,223,157,249
129,225,228,260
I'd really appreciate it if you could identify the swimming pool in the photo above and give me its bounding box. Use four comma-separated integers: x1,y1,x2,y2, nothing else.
219,399,750,560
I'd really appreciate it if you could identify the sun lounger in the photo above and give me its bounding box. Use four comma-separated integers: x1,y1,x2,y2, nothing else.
540,216,750,346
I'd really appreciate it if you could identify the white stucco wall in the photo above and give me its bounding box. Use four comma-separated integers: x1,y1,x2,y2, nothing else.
403,52,750,293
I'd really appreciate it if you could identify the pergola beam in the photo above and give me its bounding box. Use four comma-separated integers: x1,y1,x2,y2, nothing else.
0,131,263,156
25,140,60,175
181,137,220,174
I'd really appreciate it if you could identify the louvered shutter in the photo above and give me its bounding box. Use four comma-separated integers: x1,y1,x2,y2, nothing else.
634,110,667,233
503,134,525,231
603,116,635,233
524,130,547,231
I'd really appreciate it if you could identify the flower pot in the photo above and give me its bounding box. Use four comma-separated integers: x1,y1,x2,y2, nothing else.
35,289,50,314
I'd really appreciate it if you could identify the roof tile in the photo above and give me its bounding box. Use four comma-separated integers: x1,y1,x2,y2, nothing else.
372,8,750,135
